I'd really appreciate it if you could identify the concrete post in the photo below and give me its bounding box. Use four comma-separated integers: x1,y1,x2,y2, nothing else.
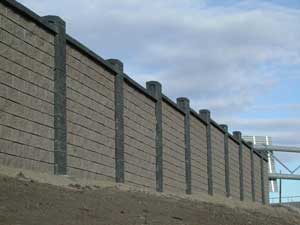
43,16,67,175
200,109,213,196
220,124,230,197
260,152,266,204
233,131,244,201
177,97,191,195
146,81,163,192
107,59,124,183
248,141,256,202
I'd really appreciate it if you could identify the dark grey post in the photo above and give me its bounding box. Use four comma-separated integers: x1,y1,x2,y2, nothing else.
260,152,266,204
146,81,163,192
107,59,124,183
200,109,213,196
177,98,191,195
248,142,255,202
43,16,67,175
233,131,244,201
220,124,230,198
279,173,282,204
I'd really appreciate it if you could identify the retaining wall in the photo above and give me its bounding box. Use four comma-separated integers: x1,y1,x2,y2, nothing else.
211,125,226,196
0,1,55,173
0,0,269,204
228,139,241,199
162,100,186,193
66,44,116,181
254,153,263,203
123,82,156,189
190,114,208,194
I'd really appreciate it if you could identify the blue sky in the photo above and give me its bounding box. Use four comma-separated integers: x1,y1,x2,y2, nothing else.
18,0,300,200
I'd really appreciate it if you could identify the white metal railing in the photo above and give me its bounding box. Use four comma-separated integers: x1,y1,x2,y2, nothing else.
270,196,300,204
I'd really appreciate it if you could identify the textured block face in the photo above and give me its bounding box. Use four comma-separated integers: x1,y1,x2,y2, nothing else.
264,160,269,204
228,139,240,200
254,154,262,203
190,115,208,194
211,125,226,197
242,145,252,201
66,45,115,181
162,101,185,193
123,83,156,190
0,3,55,173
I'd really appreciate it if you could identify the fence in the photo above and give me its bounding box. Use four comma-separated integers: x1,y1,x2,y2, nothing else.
0,0,269,204
270,196,300,204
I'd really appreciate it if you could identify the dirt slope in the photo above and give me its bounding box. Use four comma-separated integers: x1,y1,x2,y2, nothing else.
0,175,299,225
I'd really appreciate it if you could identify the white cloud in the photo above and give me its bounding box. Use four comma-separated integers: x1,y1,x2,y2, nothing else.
218,117,300,146
250,104,300,112
223,118,300,129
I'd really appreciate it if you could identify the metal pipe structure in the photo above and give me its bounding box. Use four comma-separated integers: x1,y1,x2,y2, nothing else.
256,144,300,181
269,173,300,180
255,145,300,153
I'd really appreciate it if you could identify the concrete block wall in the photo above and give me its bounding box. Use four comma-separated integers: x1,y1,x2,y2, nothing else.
211,125,226,196
123,82,156,190
254,153,263,203
0,0,270,205
228,139,241,199
242,144,252,201
190,114,208,193
162,101,186,193
65,44,115,181
0,1,55,173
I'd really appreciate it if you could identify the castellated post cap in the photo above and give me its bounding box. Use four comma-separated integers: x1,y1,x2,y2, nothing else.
42,15,65,26
233,131,242,140
199,109,211,123
146,81,162,88
247,141,254,147
176,97,190,104
220,124,228,132
146,81,162,99
177,97,190,111
106,59,124,73
199,109,210,117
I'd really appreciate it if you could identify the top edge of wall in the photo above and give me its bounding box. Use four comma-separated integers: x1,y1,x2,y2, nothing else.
190,109,207,125
254,150,268,161
123,73,157,102
2,0,57,34
162,94,185,116
210,120,260,157
66,35,119,76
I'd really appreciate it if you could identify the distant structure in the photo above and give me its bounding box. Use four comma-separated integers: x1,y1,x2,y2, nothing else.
243,136,272,146
243,136,277,193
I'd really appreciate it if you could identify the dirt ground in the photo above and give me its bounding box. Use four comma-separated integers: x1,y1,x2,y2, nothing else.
0,174,299,225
